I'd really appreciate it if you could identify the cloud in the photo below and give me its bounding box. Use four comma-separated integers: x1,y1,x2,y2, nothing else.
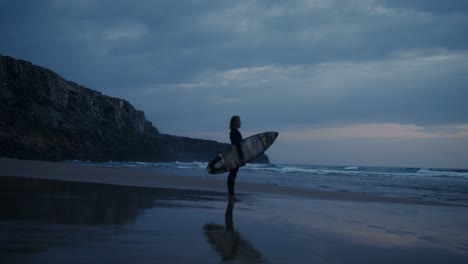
378,0,468,14
202,96,241,105
101,21,149,41
279,123,468,142
143,49,467,129
2,0,467,89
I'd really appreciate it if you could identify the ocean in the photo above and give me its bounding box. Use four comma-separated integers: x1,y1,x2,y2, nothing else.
66,161,468,206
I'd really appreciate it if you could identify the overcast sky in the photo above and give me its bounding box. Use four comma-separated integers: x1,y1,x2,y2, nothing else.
1,0,467,168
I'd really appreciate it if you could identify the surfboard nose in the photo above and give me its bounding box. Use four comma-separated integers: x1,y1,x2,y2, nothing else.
269,131,279,141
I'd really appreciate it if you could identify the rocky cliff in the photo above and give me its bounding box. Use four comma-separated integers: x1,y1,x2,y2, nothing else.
0,55,269,163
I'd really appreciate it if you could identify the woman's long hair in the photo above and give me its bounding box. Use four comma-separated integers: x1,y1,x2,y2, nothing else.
229,115,240,129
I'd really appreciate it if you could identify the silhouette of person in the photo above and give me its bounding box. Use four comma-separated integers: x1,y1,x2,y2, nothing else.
203,201,263,262
228,115,244,201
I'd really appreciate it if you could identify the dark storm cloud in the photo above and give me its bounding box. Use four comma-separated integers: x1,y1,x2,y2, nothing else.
379,0,468,14
1,0,467,129
1,0,228,86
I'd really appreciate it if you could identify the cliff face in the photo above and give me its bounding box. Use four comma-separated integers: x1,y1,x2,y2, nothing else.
0,55,269,163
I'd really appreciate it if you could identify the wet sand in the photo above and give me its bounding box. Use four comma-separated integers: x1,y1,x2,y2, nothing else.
1,158,468,263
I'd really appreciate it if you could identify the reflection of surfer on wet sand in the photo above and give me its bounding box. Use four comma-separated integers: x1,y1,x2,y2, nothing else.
204,201,264,262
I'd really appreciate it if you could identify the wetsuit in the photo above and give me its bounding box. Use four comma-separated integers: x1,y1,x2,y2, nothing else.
227,128,243,196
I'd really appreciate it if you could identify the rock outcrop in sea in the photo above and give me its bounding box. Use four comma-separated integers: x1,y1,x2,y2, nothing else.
0,55,269,163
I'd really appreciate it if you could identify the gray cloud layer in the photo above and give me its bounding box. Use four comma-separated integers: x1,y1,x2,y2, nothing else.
1,0,467,135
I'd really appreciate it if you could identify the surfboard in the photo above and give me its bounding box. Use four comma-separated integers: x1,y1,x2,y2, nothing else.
206,131,279,174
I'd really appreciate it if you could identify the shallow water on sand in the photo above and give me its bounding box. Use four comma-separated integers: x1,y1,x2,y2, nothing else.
68,160,468,206
1,177,467,264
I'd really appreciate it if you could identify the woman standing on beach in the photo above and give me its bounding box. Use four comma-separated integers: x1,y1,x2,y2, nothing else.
228,115,244,201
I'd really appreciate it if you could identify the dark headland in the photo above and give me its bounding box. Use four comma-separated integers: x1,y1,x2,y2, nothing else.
0,54,269,163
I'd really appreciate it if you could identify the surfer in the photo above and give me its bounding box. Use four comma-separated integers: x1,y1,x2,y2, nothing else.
228,115,244,201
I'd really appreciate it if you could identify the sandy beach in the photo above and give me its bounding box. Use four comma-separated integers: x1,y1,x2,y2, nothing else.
1,158,468,263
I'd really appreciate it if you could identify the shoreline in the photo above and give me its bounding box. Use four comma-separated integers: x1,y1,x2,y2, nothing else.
0,158,463,207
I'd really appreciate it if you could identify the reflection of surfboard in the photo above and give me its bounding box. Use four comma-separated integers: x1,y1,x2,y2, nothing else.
206,132,278,174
